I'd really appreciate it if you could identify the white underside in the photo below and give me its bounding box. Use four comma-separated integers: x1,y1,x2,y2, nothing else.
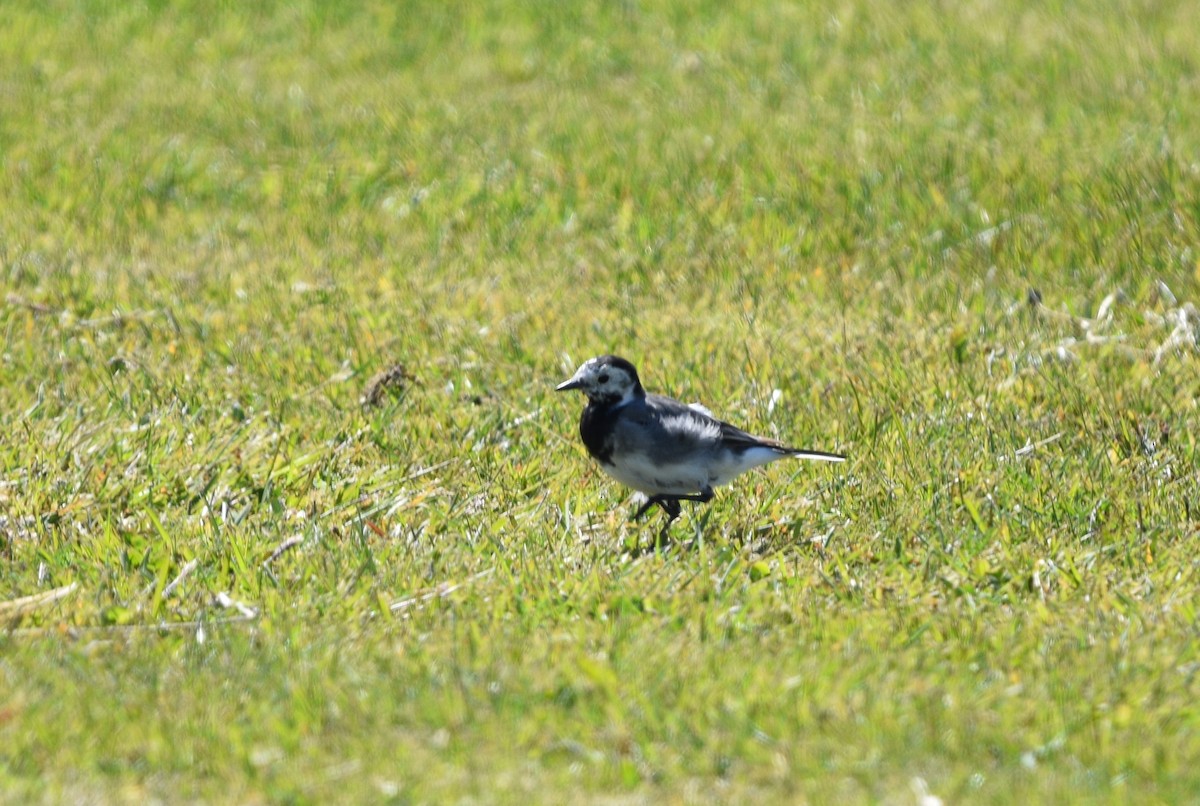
602,446,790,496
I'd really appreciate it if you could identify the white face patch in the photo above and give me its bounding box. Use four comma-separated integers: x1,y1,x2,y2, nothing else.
570,359,638,402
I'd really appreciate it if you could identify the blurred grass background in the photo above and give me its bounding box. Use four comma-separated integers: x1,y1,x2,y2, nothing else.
2,0,1199,802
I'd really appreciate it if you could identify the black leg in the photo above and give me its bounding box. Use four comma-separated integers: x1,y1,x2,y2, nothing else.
657,498,682,523
631,487,715,523
632,497,660,520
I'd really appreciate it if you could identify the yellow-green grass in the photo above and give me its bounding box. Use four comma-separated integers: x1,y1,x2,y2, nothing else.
2,0,1199,802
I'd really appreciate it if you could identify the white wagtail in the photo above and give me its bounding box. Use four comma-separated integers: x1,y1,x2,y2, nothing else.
556,355,845,526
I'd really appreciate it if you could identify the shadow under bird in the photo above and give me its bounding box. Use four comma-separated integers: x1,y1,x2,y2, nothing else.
556,355,845,527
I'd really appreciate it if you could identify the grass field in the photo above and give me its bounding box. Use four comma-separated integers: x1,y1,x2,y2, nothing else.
2,0,1200,802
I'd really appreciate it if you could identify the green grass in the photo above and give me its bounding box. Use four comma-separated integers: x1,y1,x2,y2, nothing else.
2,0,1199,801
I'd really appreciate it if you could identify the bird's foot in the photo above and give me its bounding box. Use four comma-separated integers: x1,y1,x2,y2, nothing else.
631,491,712,537
631,495,683,522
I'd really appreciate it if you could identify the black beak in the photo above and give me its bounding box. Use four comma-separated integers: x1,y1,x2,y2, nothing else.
555,378,583,392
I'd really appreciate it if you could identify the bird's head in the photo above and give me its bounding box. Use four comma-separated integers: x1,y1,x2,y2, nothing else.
555,355,644,405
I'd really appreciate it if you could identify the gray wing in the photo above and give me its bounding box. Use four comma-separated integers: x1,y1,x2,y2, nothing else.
628,394,783,456
603,394,840,495
605,395,723,463
660,394,785,445
646,394,831,457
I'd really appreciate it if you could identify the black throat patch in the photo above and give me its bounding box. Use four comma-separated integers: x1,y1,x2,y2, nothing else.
578,398,626,465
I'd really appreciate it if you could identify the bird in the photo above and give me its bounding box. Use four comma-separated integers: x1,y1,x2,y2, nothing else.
555,354,845,528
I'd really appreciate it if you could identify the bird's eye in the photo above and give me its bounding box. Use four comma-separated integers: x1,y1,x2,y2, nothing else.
598,373,610,384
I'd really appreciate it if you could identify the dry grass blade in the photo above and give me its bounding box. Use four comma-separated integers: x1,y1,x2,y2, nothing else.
262,535,304,568
389,569,494,613
162,559,200,599
214,592,259,619
0,582,80,619
1153,303,1199,364
5,292,54,315
1014,432,1066,459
